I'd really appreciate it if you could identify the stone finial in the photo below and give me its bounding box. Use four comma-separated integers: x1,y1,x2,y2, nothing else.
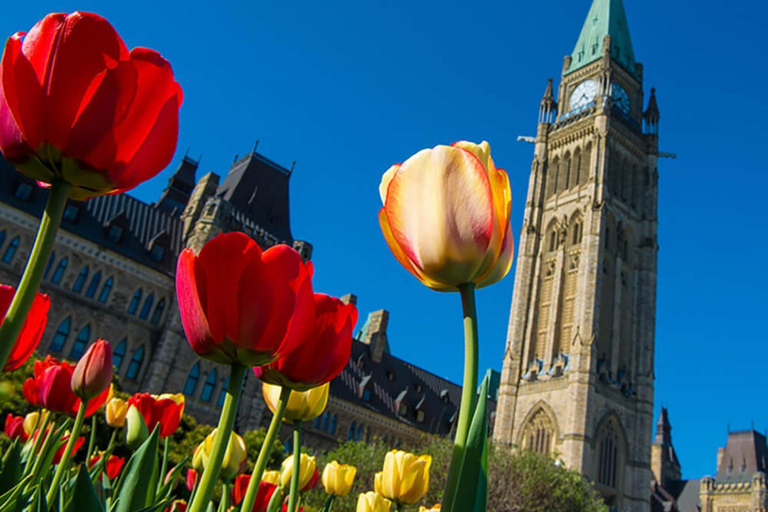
340,294,357,306
361,310,390,363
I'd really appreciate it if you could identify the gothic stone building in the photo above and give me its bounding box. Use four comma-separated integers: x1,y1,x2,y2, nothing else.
0,148,467,448
494,0,661,510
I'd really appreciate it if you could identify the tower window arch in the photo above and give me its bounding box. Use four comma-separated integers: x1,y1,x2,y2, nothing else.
184,362,200,395
150,299,166,325
347,421,357,441
2,236,19,264
128,289,142,315
520,408,555,455
321,411,330,432
201,368,217,402
217,377,229,407
139,294,154,320
69,324,91,360
52,257,68,284
596,419,622,489
43,252,56,280
73,266,89,293
547,158,560,198
571,221,583,246
85,271,102,299
329,414,338,435
573,148,582,185
126,346,145,380
50,317,71,353
98,277,114,304
113,338,127,372
548,230,557,252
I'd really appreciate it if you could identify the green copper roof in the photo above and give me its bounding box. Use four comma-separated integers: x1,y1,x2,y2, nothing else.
565,0,637,77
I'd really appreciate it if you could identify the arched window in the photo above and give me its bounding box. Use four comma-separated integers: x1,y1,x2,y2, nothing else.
347,421,357,441
151,299,166,325
113,338,127,372
184,362,200,395
52,257,68,284
126,346,145,380
139,294,154,320
85,271,101,298
558,153,571,192
329,414,338,435
520,408,555,455
597,420,621,489
573,148,582,185
2,236,19,263
548,229,557,252
572,222,582,246
128,289,142,315
69,324,90,360
201,369,217,402
321,412,329,432
73,266,89,293
356,424,364,441
43,252,56,280
546,158,559,198
50,317,71,352
217,377,229,407
98,277,114,304
313,415,322,430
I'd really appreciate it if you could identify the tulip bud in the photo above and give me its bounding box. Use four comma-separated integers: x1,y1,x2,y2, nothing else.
262,382,329,423
262,470,281,485
198,429,247,481
4,414,28,441
165,499,188,512
192,444,205,471
72,340,113,400
23,411,46,437
106,398,129,428
374,450,431,505
186,468,199,492
280,453,317,490
125,405,148,448
357,491,392,512
418,506,441,512
322,460,357,496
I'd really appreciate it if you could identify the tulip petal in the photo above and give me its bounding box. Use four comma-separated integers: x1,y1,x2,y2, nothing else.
378,163,399,205
176,249,215,358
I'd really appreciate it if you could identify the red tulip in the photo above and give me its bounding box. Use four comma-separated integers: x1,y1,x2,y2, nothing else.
52,434,84,463
88,453,124,480
127,393,184,438
4,414,28,441
186,468,198,492
231,477,277,512
0,285,50,371
303,466,320,491
0,12,183,200
281,505,303,512
72,339,113,400
255,294,357,391
165,500,187,512
176,232,315,367
25,357,109,416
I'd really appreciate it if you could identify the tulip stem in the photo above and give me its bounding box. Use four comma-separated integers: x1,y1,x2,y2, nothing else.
86,416,97,462
287,420,303,512
240,385,292,512
24,412,51,475
47,399,88,507
218,483,229,512
27,416,57,483
187,363,247,512
0,180,71,371
158,436,170,495
441,283,479,512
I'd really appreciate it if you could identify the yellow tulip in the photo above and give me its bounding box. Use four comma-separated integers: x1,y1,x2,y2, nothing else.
23,411,47,436
262,470,280,485
157,393,186,415
199,429,247,481
280,453,318,490
262,382,329,422
105,398,129,428
374,450,431,505
419,506,441,512
192,444,205,471
356,491,392,512
322,460,357,496
378,141,513,292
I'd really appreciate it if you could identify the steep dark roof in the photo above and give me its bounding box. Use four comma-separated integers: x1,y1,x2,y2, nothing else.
0,155,183,275
716,430,768,483
216,152,293,242
331,339,466,436
664,479,700,512
156,156,198,215
654,407,681,468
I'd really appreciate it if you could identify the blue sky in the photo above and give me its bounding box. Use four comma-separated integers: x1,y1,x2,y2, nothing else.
3,0,767,480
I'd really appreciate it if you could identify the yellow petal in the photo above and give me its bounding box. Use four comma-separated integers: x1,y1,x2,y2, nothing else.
379,163,400,204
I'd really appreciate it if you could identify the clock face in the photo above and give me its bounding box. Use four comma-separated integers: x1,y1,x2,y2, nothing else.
569,80,598,111
612,84,630,113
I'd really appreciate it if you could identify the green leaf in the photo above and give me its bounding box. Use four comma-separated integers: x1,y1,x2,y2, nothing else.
154,457,189,502
450,376,489,512
318,494,335,512
113,427,160,512
0,474,33,512
0,439,22,495
65,466,102,512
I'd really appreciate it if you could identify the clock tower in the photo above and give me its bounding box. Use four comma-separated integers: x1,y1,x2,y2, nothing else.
494,0,661,511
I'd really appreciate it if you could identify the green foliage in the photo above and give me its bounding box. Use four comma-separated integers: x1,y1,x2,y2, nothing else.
243,428,285,472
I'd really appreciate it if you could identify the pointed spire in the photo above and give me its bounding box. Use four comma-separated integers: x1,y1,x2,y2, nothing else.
538,78,558,124
155,155,199,214
654,407,672,446
565,0,637,77
644,87,660,135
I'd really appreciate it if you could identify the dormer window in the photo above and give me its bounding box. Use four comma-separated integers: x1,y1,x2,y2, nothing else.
363,388,371,402
63,204,80,223
107,224,123,243
104,211,128,244
150,244,165,262
14,183,32,200
147,231,170,263
416,410,425,423
414,383,423,393
387,370,395,382
398,403,407,416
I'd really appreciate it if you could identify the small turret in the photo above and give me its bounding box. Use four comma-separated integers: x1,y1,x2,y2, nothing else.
644,88,660,135
538,78,557,125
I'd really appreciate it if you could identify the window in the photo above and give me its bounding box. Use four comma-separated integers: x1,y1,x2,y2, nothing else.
321,412,329,432
329,415,337,435
217,377,229,407
139,294,154,320
128,289,142,315
572,223,582,245
313,415,322,430
85,271,101,298
0,230,5,249
73,266,89,293
43,252,56,280
521,409,554,455
14,183,32,200
52,257,68,284
63,204,79,223
113,338,127,372
126,346,145,380
107,225,123,243
98,277,113,303
362,388,371,402
69,324,90,360
347,421,357,441
151,299,166,325
356,424,364,441
2,237,19,263
50,317,71,352
416,410,425,423
150,245,165,262
549,230,557,252
597,421,620,489
201,369,217,402
184,362,200,395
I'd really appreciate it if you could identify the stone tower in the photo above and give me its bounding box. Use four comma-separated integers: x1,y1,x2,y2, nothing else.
494,0,660,510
